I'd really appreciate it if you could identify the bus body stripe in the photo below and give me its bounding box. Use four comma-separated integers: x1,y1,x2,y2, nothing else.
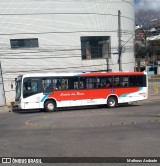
120,93,129,97
40,94,48,102
120,87,143,98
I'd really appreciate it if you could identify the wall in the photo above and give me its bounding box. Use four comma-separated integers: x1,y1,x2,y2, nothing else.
0,0,135,105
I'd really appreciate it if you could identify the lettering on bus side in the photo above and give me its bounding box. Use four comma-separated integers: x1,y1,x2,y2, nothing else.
60,92,84,96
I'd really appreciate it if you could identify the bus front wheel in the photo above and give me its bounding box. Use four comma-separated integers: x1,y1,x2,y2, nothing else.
107,97,117,108
44,100,56,112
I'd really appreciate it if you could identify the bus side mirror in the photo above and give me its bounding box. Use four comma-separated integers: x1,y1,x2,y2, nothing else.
11,82,13,89
15,78,17,86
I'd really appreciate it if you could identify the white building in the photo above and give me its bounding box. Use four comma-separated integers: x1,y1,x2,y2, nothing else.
0,0,135,106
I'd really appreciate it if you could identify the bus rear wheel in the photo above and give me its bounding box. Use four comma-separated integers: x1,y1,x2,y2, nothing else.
44,100,56,112
107,97,117,108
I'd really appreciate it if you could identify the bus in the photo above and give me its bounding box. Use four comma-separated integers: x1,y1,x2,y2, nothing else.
14,71,148,111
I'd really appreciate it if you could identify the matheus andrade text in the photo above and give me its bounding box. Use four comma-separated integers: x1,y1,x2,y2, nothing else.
127,158,158,163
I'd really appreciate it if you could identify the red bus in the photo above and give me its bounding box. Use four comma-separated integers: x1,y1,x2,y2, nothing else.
14,71,148,111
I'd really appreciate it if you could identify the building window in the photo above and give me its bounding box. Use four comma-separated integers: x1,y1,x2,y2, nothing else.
81,36,110,60
10,38,39,49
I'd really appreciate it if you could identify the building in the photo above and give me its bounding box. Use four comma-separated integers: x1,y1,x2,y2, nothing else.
0,0,135,106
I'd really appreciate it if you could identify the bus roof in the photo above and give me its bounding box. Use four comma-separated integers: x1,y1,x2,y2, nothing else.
20,71,146,78
80,71,146,77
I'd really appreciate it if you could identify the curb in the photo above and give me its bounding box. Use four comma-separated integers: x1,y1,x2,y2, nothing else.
137,96,160,104
148,95,160,101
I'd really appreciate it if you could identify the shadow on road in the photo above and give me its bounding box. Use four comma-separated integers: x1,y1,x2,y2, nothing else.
12,103,141,114
12,109,42,114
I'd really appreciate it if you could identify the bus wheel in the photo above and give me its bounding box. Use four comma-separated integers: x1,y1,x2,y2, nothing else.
44,100,56,112
107,97,117,108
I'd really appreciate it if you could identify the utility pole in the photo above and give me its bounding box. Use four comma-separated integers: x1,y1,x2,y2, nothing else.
118,10,122,71
0,61,6,106
106,57,109,71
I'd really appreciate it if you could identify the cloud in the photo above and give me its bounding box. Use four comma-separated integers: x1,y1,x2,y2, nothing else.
135,0,160,11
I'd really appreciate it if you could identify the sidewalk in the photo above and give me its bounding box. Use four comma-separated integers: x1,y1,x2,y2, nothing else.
0,106,11,113
147,94,160,101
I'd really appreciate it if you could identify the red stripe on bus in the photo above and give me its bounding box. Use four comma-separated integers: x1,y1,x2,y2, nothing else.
48,87,139,101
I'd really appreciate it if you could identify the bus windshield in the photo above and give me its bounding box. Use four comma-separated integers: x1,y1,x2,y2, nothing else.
15,78,22,101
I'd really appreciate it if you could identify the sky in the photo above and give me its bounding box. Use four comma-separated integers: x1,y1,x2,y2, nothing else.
135,0,160,10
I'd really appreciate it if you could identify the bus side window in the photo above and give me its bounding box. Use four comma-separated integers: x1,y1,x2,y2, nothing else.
73,77,79,89
124,83,128,87
106,79,111,87
129,76,144,87
66,77,79,90
129,76,136,87
79,81,84,89
121,76,128,87
79,77,87,89
86,77,96,89
42,77,61,91
96,77,112,88
56,80,61,89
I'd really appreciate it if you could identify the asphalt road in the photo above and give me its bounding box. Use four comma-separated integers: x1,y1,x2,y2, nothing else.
0,101,160,166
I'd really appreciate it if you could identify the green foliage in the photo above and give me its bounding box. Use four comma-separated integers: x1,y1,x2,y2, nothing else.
149,40,160,46
148,40,160,56
135,43,147,58
135,40,160,58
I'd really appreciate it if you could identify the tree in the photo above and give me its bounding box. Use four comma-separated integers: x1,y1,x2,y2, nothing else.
135,43,147,58
135,9,160,60
135,10,160,29
148,40,160,61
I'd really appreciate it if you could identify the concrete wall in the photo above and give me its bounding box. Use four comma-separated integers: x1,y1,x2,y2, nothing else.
0,0,135,105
